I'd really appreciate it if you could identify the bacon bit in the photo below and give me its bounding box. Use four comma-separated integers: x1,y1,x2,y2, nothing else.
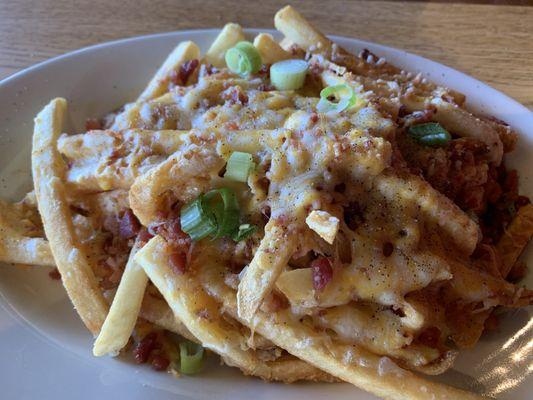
151,355,170,371
515,195,530,210
258,64,270,76
310,112,319,124
258,83,275,91
137,228,154,247
170,59,199,86
311,257,333,291
133,332,159,364
118,209,141,239
48,268,61,280
169,251,187,274
382,242,394,257
85,117,102,131
222,86,248,105
416,326,441,348
485,176,502,204
225,121,239,130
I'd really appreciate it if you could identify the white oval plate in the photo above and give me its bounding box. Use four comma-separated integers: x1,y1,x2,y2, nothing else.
0,29,531,400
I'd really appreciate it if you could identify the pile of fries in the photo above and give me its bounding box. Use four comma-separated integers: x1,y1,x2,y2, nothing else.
1,5,532,399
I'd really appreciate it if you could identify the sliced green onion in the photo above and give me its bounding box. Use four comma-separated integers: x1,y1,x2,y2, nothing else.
179,341,204,375
224,152,255,182
204,188,240,239
270,59,308,90
316,84,357,113
408,122,451,147
180,197,217,241
225,41,262,75
232,223,257,241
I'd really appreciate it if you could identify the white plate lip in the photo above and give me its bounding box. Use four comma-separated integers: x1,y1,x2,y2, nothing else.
1,28,531,117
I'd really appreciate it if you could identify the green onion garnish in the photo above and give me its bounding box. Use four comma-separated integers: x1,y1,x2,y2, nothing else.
270,59,308,90
180,197,217,241
204,188,240,239
180,188,257,242
232,223,257,241
408,122,451,147
179,341,204,375
225,41,262,76
316,84,357,113
224,151,255,182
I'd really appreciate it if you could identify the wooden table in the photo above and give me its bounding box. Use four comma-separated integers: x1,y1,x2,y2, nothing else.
1,0,532,108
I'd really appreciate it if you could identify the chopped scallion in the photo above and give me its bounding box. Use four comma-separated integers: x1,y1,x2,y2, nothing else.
316,84,357,113
180,197,217,241
232,223,257,241
225,41,262,76
204,188,240,239
270,59,308,90
224,151,255,182
408,122,451,147
179,341,204,375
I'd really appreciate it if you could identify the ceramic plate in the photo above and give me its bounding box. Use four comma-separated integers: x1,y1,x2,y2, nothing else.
0,29,531,400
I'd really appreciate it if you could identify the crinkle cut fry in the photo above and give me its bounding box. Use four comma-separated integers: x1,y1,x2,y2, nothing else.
374,171,480,255
31,98,108,335
135,236,336,383
237,220,297,322
496,203,533,277
93,242,146,356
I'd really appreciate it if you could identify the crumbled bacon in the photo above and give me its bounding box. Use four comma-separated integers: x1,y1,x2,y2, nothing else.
133,332,160,364
169,251,187,274
137,228,154,247
48,268,61,280
344,202,365,230
310,112,319,124
85,117,102,131
170,59,199,86
221,86,248,105
118,209,141,239
151,355,170,371
311,257,333,291
382,242,394,257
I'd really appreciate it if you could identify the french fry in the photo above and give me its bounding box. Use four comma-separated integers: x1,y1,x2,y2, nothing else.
204,23,245,68
140,294,197,342
253,33,292,64
237,220,296,321
93,243,147,356
138,41,200,102
0,236,54,267
274,6,331,55
32,98,108,335
136,236,335,383
496,203,533,277
374,171,480,255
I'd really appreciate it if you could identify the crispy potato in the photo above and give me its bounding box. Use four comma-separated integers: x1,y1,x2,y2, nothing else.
32,98,108,335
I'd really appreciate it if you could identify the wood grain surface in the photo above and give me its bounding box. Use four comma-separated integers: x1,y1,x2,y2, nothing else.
0,0,532,108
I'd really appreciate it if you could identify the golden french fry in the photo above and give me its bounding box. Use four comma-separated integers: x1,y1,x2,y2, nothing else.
237,220,296,321
32,98,108,335
93,243,147,356
0,236,54,267
496,203,533,277
204,23,245,68
136,236,334,382
253,33,292,64
138,41,200,102
274,6,331,55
